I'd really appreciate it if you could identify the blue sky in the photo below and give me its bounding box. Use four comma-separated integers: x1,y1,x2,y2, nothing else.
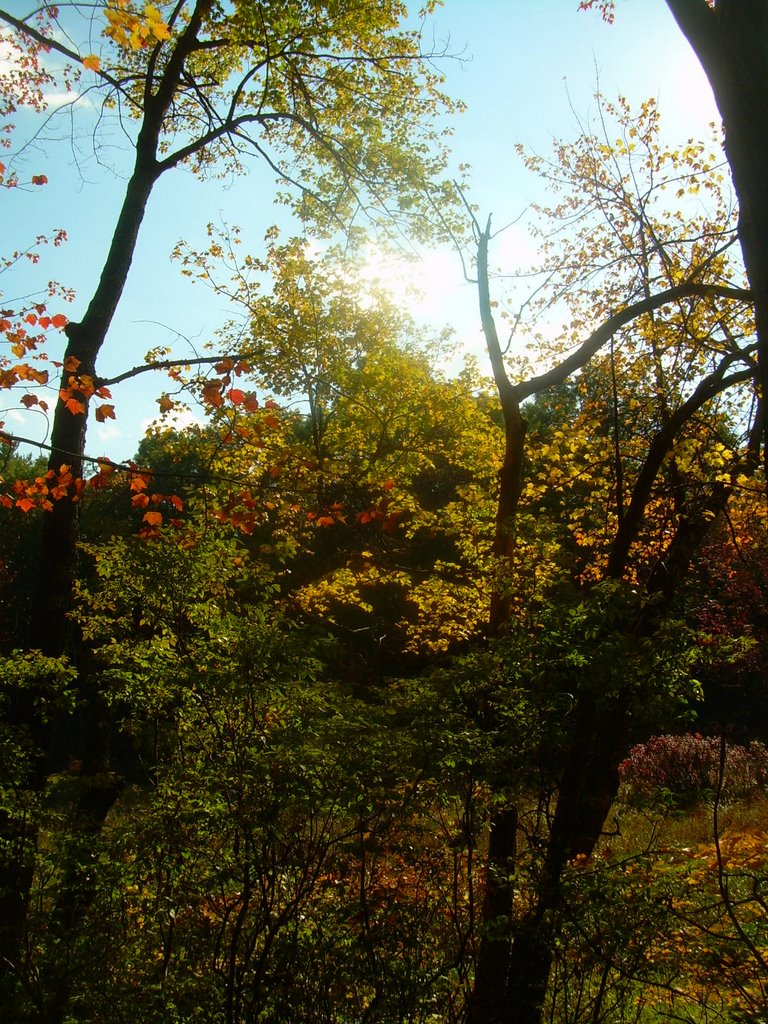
2,0,720,463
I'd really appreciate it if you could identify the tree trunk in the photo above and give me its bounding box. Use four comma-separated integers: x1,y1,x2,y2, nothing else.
29,161,160,655
503,697,628,1023
467,806,518,1024
665,0,768,476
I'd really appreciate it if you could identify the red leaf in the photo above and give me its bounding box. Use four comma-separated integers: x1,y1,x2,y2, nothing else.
202,381,224,408
31,175,48,186
51,314,68,329
229,388,245,406
95,403,115,422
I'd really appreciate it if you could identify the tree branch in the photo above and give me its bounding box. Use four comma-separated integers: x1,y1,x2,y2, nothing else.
515,283,752,401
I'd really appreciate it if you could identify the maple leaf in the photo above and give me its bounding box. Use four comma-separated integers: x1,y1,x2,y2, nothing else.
59,393,85,415
16,497,35,513
144,5,171,41
51,314,68,329
130,473,151,492
131,493,150,509
157,394,175,413
202,381,224,408
143,510,163,527
63,355,81,372
82,54,101,72
95,403,116,422
31,175,48,186
229,388,245,405
20,394,39,408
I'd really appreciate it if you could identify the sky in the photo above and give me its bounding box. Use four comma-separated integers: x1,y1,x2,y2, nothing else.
2,0,721,463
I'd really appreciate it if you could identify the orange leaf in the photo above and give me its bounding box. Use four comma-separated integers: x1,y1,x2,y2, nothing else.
143,511,163,527
61,395,85,415
51,314,68,329
82,53,101,72
31,175,48,186
243,393,259,412
16,497,35,512
63,355,81,372
157,394,175,413
95,403,115,422
131,492,150,508
229,388,245,405
202,381,224,408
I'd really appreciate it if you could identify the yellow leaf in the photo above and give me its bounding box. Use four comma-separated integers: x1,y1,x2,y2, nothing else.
82,53,101,72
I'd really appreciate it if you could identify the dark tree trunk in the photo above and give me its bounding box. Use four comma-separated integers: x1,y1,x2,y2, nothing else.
665,0,768,476
29,162,160,655
503,697,629,1023
465,221,526,1024
467,806,518,1024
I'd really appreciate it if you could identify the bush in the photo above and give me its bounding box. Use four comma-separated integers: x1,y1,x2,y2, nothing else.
619,733,768,805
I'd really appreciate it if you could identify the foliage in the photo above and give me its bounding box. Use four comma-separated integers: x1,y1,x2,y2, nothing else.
1,5,767,1020
0,525,484,1023
620,734,768,806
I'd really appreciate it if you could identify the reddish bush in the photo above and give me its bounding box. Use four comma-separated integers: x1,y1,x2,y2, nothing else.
619,734,768,804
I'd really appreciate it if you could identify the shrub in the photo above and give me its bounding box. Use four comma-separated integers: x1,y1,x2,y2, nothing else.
619,733,768,805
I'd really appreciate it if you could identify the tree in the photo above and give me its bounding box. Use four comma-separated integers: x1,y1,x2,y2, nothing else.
160,231,504,663
0,0,460,656
460,95,757,1024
